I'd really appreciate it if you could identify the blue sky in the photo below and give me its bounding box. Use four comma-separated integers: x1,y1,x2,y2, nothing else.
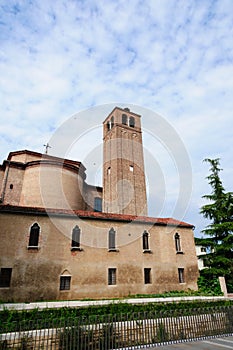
0,0,233,236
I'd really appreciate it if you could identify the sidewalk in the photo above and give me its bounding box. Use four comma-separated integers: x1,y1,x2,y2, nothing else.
0,295,227,311
149,336,233,349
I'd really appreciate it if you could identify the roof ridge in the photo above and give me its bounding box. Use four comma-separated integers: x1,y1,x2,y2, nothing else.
0,204,194,228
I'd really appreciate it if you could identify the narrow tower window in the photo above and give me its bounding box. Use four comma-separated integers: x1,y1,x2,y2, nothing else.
94,197,102,212
143,231,149,250
107,116,114,131
129,165,134,172
111,116,114,128
129,116,135,127
107,167,111,174
108,227,116,250
71,225,80,249
175,233,181,252
122,114,127,125
28,223,40,248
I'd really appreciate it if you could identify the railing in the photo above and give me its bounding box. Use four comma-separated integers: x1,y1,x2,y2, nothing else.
0,306,233,349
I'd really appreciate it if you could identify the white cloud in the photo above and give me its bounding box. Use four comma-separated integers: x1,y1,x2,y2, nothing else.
0,0,233,236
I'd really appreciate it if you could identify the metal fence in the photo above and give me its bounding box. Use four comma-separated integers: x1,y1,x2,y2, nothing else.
1,306,233,349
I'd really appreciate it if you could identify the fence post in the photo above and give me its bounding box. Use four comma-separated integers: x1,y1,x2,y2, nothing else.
219,276,228,297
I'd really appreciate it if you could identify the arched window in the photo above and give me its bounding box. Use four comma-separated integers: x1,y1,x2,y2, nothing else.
122,114,127,125
129,116,135,127
94,197,102,212
28,223,40,247
108,227,116,250
175,233,181,252
143,230,149,250
71,225,80,248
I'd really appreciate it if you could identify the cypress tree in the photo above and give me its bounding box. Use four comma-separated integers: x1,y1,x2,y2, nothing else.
199,158,233,291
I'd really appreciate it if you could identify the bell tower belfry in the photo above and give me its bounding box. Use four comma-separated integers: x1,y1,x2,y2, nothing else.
102,107,148,216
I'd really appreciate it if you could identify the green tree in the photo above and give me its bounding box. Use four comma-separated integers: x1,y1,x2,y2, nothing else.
199,158,233,292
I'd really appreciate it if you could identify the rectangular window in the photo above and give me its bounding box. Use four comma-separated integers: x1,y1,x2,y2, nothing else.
178,268,185,283
0,268,12,288
144,268,151,284
60,276,71,290
94,197,102,212
108,268,116,285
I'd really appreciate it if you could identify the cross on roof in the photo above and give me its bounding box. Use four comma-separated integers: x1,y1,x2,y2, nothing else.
43,143,51,154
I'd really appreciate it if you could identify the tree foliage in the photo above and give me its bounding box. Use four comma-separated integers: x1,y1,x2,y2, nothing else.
199,158,233,291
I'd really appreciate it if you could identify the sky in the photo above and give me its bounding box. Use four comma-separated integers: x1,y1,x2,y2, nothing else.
0,0,233,237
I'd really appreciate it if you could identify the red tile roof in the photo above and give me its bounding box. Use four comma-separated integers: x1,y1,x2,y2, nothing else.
2,149,87,179
0,204,194,228
7,150,86,170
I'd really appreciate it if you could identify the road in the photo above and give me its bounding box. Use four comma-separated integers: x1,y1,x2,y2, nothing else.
149,336,233,349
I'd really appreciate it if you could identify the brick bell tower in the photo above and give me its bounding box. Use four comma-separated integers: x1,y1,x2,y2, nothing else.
103,107,148,216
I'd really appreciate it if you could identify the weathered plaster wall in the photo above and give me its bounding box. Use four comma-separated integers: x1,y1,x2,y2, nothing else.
1,166,25,205
0,212,198,302
19,164,85,210
83,184,102,211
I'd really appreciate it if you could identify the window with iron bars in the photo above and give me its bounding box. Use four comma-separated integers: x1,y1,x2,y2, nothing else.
108,268,116,285
60,276,71,290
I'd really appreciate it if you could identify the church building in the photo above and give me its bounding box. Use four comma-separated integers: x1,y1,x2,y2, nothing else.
0,107,199,302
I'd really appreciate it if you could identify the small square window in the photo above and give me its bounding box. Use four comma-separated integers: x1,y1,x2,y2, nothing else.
144,268,151,284
60,276,71,290
108,268,116,285
130,165,134,172
0,268,12,288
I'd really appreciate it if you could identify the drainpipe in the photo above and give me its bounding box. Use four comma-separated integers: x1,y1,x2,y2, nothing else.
0,160,10,203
